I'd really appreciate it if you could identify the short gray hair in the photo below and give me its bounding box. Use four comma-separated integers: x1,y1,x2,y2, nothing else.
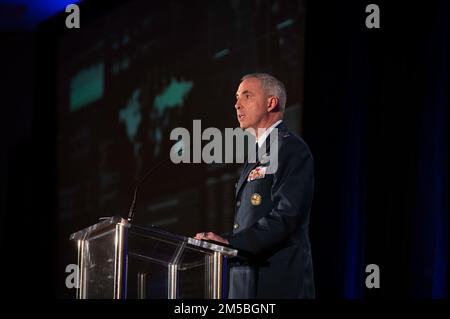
241,73,287,113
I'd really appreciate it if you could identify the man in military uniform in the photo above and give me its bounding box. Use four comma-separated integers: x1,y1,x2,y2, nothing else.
195,73,315,298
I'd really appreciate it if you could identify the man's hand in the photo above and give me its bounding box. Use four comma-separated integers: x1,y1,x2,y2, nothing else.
194,232,229,245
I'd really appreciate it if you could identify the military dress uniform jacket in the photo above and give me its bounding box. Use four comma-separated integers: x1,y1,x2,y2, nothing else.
224,122,315,299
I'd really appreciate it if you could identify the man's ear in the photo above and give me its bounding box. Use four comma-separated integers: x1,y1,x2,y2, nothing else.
267,96,279,112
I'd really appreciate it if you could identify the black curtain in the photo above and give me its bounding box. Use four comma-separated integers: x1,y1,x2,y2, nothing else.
304,0,448,298
1,0,446,299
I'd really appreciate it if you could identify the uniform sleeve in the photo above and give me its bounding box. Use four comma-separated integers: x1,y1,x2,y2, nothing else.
227,139,314,256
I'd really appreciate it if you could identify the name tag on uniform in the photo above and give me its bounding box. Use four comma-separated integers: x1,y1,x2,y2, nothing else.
247,166,267,182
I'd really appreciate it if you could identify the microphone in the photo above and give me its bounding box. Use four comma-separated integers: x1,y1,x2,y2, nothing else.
127,139,185,223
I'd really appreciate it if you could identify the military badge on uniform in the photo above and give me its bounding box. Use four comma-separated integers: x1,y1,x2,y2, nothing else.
247,166,267,182
250,193,262,206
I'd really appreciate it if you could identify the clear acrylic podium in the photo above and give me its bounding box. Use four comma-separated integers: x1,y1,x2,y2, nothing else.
69,216,237,299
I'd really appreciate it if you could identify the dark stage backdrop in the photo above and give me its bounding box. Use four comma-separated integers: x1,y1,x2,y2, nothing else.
303,0,448,299
53,0,306,298
20,0,447,299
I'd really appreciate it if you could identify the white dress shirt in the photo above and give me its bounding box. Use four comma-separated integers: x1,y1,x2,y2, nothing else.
256,120,283,146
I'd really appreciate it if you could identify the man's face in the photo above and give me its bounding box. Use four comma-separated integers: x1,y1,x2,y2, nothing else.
235,78,269,131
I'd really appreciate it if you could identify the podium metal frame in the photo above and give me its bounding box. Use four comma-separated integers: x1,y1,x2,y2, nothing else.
70,216,237,299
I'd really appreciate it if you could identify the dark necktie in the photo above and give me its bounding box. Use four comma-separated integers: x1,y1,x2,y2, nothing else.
240,142,258,179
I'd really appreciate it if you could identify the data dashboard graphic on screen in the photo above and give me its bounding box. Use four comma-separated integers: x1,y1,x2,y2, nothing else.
57,0,306,242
